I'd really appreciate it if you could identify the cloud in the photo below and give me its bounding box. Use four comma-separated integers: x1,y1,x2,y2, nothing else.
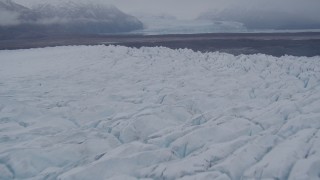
197,0,320,29
0,1,143,39
14,0,320,20
8,0,320,31
0,10,20,26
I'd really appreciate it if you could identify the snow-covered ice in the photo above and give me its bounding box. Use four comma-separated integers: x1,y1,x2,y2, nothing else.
0,45,320,180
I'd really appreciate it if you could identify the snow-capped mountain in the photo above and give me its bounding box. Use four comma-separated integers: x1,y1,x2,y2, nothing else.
31,2,143,34
0,0,37,24
0,0,27,12
34,2,124,20
32,2,142,25
0,0,143,39
198,8,320,30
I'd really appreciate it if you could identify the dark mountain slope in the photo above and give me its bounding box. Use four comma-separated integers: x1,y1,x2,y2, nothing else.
0,0,143,39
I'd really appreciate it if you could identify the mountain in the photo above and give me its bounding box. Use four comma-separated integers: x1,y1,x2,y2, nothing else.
31,2,143,34
0,0,36,26
0,0,143,39
198,8,320,30
0,0,27,12
0,0,38,23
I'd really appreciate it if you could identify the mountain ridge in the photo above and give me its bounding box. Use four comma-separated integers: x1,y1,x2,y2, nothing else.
0,0,143,39
198,8,320,30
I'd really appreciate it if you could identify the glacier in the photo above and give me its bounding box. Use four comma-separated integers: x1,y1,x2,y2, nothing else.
130,14,246,35
0,45,320,180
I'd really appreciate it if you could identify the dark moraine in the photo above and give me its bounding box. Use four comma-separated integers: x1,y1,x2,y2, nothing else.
0,32,320,57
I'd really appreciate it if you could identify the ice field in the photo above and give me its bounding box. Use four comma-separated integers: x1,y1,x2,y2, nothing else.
0,45,320,179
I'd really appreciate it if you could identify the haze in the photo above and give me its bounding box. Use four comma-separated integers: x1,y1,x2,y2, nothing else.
14,0,320,20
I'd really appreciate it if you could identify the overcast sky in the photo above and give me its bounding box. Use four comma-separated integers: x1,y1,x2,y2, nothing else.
14,0,320,20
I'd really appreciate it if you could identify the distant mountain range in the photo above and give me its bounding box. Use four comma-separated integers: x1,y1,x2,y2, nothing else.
0,0,143,39
198,8,320,30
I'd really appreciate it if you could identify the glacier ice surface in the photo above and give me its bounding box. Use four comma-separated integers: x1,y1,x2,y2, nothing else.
0,45,319,179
